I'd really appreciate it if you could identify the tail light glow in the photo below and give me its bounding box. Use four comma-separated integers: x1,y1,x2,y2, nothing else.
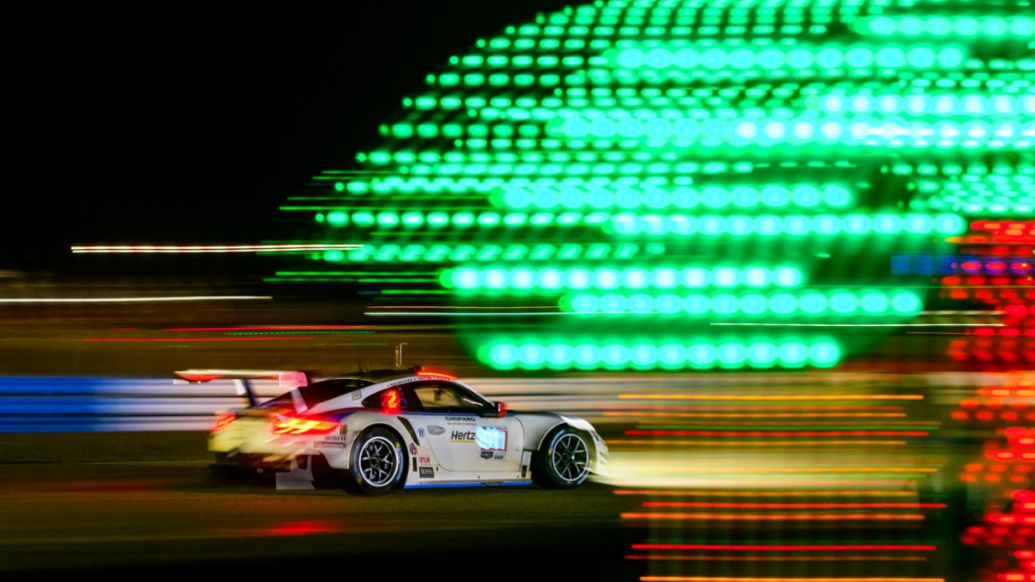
272,414,339,436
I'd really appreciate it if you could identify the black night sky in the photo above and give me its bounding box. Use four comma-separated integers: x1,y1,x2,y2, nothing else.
3,1,572,272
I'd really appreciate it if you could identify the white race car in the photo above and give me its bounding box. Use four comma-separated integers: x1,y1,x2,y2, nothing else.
178,366,608,495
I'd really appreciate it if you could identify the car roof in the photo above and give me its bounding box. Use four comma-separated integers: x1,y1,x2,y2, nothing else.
327,366,427,383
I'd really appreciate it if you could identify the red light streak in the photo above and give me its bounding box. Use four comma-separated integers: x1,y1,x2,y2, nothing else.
416,370,457,380
258,520,343,536
630,543,936,551
626,556,927,562
637,571,939,575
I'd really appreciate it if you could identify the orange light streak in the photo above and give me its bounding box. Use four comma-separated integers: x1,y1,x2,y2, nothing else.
619,394,923,401
613,490,919,497
622,513,924,521
641,502,945,509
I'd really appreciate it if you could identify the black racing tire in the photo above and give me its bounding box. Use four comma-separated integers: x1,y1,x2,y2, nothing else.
347,427,407,496
531,426,592,489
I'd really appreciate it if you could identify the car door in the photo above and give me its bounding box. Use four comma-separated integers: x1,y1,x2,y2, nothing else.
405,381,523,478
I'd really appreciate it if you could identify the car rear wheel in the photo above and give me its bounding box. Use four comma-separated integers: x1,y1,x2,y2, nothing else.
348,427,406,496
532,427,591,489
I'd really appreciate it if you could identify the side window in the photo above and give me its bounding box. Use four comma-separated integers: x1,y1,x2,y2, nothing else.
361,385,420,411
412,381,491,414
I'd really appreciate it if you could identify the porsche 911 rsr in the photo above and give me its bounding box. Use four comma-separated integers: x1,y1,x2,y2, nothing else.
178,367,608,495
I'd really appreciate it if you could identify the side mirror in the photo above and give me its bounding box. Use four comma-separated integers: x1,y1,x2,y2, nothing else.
495,401,508,418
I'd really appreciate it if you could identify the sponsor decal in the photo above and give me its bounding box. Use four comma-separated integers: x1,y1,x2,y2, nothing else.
419,467,434,478
409,443,418,455
350,390,362,401
493,451,505,460
418,456,432,464
444,415,476,425
450,430,476,443
416,427,425,438
480,451,493,460
475,426,508,451
315,441,348,448
428,425,445,436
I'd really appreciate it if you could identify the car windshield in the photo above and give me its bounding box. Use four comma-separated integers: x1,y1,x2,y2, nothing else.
259,378,372,408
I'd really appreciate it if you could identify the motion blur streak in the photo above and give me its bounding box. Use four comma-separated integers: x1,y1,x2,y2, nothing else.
82,336,314,343
621,513,925,521
0,295,271,303
610,440,908,447
639,503,946,510
605,412,908,418
627,557,929,562
619,394,923,401
624,430,928,437
639,578,944,582
614,490,920,497
71,244,362,253
631,544,936,551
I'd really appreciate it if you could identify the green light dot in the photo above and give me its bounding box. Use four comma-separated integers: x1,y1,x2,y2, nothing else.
891,291,922,314
713,267,739,287
688,344,718,369
573,345,599,369
326,212,348,226
601,344,629,369
774,267,803,288
769,293,798,315
778,343,809,367
717,343,747,368
518,344,547,370
658,344,685,369
747,343,778,368
808,342,841,368
829,291,859,314
630,344,658,368
656,294,682,314
545,344,575,369
860,291,890,314
488,344,519,370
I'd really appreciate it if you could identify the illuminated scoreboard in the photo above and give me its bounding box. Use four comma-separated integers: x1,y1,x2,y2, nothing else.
277,0,1035,371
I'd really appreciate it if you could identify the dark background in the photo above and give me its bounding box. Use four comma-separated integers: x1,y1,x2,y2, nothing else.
3,1,573,272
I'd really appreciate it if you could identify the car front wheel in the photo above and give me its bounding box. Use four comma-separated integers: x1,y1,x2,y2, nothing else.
348,427,406,496
532,427,591,489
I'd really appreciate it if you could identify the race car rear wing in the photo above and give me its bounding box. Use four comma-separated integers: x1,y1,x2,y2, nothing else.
174,369,311,408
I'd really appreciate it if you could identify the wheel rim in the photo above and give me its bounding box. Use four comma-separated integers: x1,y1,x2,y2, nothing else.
358,436,399,487
550,433,589,483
